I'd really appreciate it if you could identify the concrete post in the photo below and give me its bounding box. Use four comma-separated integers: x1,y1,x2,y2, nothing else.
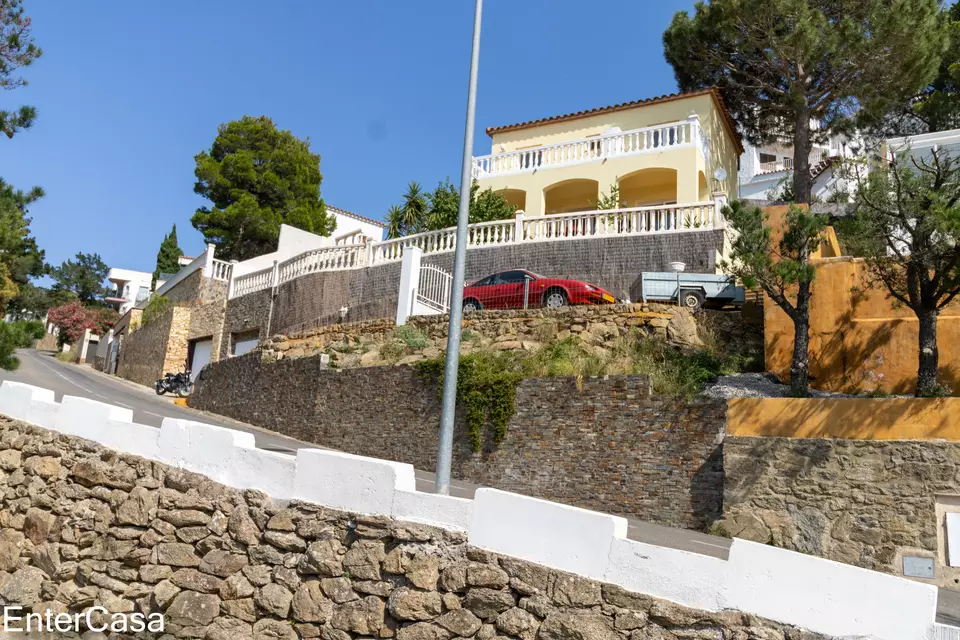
202,243,216,278
514,210,525,242
396,246,423,326
226,259,239,300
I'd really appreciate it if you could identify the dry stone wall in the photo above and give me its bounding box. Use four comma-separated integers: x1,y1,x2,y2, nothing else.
191,363,726,530
259,304,761,370
0,414,829,640
722,436,960,586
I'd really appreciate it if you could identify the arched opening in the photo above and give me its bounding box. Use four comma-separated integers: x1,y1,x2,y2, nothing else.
698,171,710,201
543,179,599,214
617,168,678,207
496,188,526,212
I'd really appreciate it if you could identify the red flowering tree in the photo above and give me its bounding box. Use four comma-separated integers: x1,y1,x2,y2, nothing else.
47,301,117,344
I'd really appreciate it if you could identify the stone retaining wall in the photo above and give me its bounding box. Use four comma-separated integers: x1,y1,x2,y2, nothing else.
0,414,828,640
722,435,960,587
260,304,762,370
116,307,191,387
190,361,726,530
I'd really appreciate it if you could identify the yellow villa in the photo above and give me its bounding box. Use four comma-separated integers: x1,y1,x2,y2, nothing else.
472,88,742,222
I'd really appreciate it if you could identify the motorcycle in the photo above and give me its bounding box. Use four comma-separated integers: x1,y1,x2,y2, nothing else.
155,368,194,397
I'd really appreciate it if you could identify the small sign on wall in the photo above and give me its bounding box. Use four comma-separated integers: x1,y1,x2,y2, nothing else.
903,555,935,579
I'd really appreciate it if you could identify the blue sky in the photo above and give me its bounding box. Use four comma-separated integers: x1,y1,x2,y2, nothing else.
0,1,692,273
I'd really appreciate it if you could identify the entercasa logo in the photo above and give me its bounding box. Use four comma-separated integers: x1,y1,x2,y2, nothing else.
3,607,165,634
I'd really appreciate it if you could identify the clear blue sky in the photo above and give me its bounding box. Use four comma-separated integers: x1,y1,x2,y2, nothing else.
0,1,692,274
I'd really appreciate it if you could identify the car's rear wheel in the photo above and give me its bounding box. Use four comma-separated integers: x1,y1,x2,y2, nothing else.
463,298,482,313
543,289,568,309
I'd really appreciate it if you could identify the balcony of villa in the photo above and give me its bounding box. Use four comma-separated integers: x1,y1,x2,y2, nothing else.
473,115,710,181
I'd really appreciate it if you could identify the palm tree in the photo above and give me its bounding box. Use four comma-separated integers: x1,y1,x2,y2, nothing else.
401,182,429,235
385,205,405,239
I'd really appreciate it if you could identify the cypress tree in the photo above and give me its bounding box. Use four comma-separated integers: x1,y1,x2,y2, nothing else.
153,225,182,284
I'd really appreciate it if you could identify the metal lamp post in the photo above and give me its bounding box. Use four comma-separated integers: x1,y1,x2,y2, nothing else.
435,0,483,496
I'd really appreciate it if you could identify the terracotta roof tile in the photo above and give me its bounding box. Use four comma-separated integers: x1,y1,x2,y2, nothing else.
485,88,744,154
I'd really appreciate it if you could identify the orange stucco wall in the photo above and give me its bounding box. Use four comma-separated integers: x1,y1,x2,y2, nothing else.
765,256,960,394
728,397,960,440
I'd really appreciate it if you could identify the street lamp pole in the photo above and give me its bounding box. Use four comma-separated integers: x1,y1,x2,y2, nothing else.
435,0,483,496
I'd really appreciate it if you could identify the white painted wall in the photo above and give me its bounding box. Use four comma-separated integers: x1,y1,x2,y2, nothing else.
0,379,941,640
231,224,333,278
330,208,385,242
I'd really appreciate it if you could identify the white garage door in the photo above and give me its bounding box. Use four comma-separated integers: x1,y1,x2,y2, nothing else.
189,338,213,381
233,335,259,356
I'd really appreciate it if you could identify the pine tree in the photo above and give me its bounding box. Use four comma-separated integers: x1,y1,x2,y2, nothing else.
153,224,182,284
0,0,42,139
663,0,947,203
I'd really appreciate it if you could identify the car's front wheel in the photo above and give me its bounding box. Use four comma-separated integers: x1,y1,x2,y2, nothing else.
463,298,482,313
543,289,568,309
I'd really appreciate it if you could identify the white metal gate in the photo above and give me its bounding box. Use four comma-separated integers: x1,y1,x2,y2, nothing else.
416,264,453,314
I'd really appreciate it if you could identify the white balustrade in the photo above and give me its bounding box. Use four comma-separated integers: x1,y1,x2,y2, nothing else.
472,120,703,179
416,264,453,313
232,266,275,298
211,259,232,281
521,203,716,241
277,244,366,285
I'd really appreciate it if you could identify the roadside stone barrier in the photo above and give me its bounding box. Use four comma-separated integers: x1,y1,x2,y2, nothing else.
0,380,942,640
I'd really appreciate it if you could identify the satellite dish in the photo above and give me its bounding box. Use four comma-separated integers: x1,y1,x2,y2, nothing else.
713,167,728,182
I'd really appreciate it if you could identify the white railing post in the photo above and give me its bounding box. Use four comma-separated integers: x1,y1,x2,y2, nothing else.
396,246,423,326
687,110,700,147
226,260,239,299
514,210,525,243
202,243,216,278
271,259,279,289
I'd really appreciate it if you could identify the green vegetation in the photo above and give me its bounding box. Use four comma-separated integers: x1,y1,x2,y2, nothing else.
720,202,827,397
663,0,946,203
394,325,430,349
851,146,960,397
153,224,182,285
385,180,516,239
0,319,43,370
47,252,110,305
191,115,335,261
54,349,74,363
418,331,755,453
141,295,171,328
0,1,42,139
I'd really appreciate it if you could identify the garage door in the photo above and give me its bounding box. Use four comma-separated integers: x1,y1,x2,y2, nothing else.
233,335,259,356
189,338,213,381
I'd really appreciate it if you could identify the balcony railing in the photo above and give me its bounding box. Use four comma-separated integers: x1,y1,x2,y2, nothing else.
471,118,709,179
211,259,233,281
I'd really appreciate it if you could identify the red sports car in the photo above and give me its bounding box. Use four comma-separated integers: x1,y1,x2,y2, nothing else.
462,269,616,312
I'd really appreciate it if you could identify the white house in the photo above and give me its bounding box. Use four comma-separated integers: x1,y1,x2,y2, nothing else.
106,268,154,315
738,133,858,202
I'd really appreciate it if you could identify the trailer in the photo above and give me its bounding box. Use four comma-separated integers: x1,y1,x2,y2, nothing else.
640,272,745,310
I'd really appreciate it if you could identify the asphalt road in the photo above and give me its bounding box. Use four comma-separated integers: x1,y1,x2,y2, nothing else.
5,350,960,624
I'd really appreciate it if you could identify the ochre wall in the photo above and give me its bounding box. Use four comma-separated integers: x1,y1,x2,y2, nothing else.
728,397,960,440
765,257,960,394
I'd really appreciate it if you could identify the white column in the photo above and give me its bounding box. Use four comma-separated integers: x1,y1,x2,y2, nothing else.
514,210,525,242
395,246,423,326
226,260,239,299
202,243,216,277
